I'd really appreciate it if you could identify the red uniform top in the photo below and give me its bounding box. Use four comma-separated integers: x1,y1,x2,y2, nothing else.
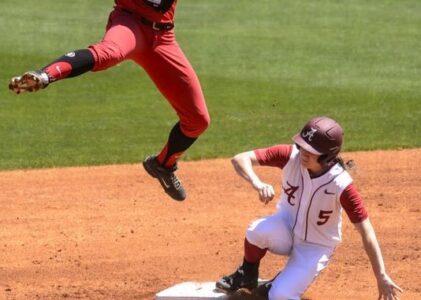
115,0,177,23
255,144,368,223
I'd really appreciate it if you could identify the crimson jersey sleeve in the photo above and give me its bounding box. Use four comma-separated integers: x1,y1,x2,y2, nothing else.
254,144,293,169
340,184,369,223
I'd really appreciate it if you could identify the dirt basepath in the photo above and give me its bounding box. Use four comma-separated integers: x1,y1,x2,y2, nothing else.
1,149,420,300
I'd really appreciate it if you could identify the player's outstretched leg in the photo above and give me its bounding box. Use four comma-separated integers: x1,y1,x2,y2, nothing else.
9,49,95,95
216,261,259,292
9,70,50,94
142,155,186,201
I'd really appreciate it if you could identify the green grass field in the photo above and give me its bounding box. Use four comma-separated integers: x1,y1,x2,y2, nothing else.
0,0,420,170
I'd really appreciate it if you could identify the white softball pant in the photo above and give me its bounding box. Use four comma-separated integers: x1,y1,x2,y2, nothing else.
245,210,334,300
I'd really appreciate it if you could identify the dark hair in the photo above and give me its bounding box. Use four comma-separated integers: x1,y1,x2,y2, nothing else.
334,156,355,170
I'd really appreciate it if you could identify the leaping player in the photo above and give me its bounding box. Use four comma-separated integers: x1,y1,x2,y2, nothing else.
9,0,210,201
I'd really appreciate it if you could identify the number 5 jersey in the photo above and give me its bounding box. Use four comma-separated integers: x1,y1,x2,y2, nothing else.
254,144,368,248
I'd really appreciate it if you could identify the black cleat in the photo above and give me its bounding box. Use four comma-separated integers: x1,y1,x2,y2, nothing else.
142,155,186,201
253,280,272,298
216,265,258,292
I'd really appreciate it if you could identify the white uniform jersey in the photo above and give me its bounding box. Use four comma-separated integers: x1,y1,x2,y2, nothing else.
248,144,367,299
278,145,352,247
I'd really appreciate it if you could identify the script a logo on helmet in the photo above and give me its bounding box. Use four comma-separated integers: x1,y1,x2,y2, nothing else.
302,127,317,142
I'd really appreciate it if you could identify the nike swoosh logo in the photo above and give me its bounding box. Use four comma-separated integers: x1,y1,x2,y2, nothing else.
160,178,171,189
324,189,335,195
56,65,62,77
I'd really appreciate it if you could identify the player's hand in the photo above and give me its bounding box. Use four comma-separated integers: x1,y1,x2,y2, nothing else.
377,273,403,300
252,181,275,204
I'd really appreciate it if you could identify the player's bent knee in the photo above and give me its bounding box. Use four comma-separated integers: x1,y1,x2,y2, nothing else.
89,41,126,71
197,112,211,133
245,228,267,250
180,112,210,138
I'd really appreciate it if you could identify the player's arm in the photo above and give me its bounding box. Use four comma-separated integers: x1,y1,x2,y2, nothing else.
354,219,403,300
231,151,275,204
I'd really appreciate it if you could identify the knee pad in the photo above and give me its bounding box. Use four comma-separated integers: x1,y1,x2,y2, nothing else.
245,221,268,250
246,216,293,255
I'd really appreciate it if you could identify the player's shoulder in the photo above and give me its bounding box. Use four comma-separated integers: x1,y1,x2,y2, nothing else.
255,144,294,156
255,144,294,169
331,164,353,189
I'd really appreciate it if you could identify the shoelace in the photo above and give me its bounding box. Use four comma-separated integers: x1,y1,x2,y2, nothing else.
170,174,182,190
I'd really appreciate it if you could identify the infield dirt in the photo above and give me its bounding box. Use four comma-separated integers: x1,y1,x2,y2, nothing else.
1,149,420,300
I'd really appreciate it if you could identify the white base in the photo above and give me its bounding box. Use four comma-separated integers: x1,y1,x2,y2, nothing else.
155,282,228,300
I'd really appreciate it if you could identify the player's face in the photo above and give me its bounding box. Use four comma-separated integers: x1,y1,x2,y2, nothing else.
299,148,322,173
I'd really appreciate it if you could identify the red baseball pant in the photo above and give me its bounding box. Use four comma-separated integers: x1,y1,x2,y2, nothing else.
89,8,210,139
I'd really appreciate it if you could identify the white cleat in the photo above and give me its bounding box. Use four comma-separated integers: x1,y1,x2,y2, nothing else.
9,70,49,94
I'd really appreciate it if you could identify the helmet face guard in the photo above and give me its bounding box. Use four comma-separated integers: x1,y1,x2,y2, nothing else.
293,117,343,166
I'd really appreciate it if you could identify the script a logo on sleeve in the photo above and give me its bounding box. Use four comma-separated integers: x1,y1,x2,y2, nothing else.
282,181,299,206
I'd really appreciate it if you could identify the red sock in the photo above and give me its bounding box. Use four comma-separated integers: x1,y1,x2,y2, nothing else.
244,238,267,264
44,62,72,81
156,144,184,168
156,122,197,168
42,49,95,82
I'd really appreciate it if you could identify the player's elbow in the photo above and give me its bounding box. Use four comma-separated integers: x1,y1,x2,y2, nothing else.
232,151,255,166
231,154,243,167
